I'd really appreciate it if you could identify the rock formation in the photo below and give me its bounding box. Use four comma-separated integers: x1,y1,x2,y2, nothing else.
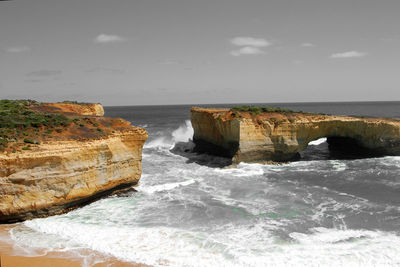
0,101,147,223
32,102,105,116
191,107,400,163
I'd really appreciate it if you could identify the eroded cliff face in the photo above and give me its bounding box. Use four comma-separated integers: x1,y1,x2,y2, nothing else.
32,103,105,116
191,107,400,163
0,103,147,222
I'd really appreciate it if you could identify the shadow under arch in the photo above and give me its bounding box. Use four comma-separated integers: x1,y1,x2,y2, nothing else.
299,136,387,161
170,141,233,168
171,137,387,167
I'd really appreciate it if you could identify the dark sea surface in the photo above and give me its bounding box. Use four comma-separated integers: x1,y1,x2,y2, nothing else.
10,102,400,266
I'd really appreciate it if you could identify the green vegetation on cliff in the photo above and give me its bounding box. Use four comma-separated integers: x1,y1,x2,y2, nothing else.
231,105,299,115
0,100,72,150
0,100,71,129
0,99,107,152
58,100,94,105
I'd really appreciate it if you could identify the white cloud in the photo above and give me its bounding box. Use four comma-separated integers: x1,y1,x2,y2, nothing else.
231,37,270,47
94,34,125,44
229,36,271,56
26,70,62,77
86,67,125,74
330,51,367,59
301,43,315,47
230,46,265,56
6,46,31,53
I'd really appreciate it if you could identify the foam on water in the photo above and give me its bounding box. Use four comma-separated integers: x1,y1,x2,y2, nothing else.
16,217,400,267
139,179,196,194
216,163,265,177
8,110,400,266
144,120,193,149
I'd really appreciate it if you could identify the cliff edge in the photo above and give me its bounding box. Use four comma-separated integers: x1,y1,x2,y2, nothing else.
191,106,400,164
0,100,147,223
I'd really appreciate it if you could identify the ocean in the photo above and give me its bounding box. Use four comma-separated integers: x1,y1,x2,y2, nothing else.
8,101,400,266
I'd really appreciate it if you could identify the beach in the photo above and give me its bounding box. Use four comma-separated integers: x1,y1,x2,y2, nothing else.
1,102,400,266
0,225,148,267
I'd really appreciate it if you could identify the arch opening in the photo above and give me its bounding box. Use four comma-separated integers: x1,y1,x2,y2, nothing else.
300,136,385,161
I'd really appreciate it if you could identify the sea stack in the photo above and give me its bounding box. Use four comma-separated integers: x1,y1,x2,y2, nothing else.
0,100,147,223
191,106,400,164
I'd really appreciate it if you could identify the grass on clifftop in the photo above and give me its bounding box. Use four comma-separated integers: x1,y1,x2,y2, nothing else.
0,99,74,151
58,100,97,105
231,105,302,115
0,99,106,152
0,100,72,129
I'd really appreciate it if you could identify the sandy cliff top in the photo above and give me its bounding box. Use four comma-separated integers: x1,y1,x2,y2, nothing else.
191,106,400,124
0,100,146,154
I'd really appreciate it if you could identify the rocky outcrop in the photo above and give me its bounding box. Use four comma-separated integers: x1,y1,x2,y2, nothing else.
0,103,147,223
191,107,400,163
32,103,105,116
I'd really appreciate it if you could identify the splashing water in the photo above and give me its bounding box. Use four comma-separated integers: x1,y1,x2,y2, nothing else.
8,104,400,266
144,120,193,149
308,138,327,146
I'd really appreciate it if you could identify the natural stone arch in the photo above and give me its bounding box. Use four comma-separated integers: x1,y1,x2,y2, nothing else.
191,107,400,164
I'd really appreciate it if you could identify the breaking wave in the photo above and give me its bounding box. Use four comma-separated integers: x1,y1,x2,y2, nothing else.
144,120,193,149
8,105,400,267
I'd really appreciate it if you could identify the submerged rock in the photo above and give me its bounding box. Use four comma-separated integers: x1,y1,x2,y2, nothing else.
191,107,400,163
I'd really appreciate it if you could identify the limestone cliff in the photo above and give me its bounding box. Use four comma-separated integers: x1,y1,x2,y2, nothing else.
32,102,105,116
0,102,147,223
191,107,400,163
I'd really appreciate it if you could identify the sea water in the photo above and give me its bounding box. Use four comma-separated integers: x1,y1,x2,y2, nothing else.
9,102,400,266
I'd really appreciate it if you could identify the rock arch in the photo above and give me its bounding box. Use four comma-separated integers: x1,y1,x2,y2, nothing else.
191,107,400,163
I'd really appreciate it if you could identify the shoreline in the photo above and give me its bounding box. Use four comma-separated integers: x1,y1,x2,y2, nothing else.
0,225,149,267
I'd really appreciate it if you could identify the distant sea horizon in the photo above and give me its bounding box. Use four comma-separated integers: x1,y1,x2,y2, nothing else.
104,100,400,107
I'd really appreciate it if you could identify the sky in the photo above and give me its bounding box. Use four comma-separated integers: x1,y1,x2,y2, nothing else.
0,0,399,106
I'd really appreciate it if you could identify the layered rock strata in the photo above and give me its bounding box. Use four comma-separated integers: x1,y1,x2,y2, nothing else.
191,107,400,163
32,102,105,116
0,104,147,223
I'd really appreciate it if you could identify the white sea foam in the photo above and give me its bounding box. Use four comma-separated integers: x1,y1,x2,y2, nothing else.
144,120,194,149
138,179,196,194
10,111,400,267
308,137,327,146
216,162,265,177
21,221,233,267
330,160,347,171
144,136,171,148
172,120,194,143
18,218,400,267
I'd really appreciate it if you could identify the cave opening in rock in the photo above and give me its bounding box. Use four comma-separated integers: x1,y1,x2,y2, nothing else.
300,136,384,161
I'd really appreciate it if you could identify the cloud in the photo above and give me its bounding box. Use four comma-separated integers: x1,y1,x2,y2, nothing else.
157,59,182,65
330,51,367,59
25,79,44,83
230,36,271,56
85,67,125,74
6,46,30,53
26,70,62,77
230,37,270,47
230,46,266,56
94,34,125,44
301,43,315,47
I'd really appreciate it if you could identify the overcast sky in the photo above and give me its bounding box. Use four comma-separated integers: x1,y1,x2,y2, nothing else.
1,0,399,106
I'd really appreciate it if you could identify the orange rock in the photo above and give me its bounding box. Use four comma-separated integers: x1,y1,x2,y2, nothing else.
0,103,147,223
191,107,400,163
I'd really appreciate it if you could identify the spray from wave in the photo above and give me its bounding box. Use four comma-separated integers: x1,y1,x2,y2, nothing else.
308,138,327,146
7,104,400,267
144,120,194,149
